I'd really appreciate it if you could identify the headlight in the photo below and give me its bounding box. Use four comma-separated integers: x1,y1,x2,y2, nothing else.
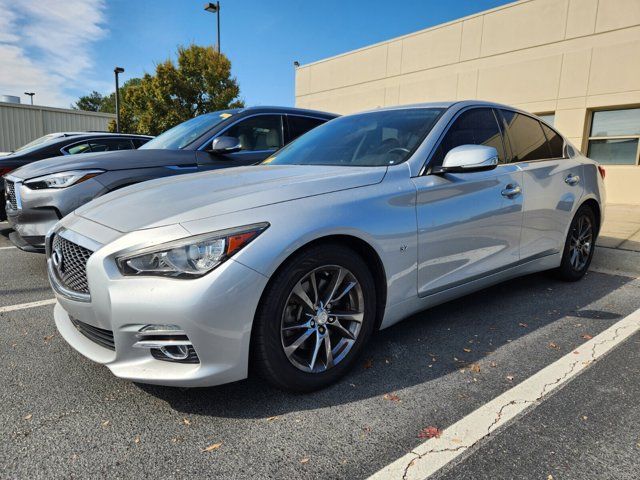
116,223,269,278
24,169,104,189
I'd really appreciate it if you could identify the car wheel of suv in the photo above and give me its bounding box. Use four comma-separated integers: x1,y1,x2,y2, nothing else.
554,204,597,282
251,244,376,392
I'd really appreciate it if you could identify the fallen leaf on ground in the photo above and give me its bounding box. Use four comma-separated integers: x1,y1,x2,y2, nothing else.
490,361,497,368
182,418,191,425
463,348,472,353
101,420,109,427
383,393,401,403
506,375,514,381
581,334,593,340
23,413,32,421
418,426,442,439
363,359,373,369
44,334,54,343
300,458,310,464
470,363,481,373
519,323,528,328
548,342,559,349
202,442,222,452
134,436,140,444
266,416,278,422
582,416,588,421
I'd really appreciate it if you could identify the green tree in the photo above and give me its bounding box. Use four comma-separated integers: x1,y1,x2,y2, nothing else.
109,45,243,134
72,91,106,112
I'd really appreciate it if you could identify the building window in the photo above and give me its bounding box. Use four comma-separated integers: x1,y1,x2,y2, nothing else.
587,108,640,165
537,113,555,126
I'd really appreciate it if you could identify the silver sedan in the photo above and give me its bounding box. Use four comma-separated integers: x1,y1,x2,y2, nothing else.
46,101,606,391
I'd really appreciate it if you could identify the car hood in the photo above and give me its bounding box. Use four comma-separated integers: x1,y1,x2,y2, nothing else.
9,149,196,180
76,165,387,232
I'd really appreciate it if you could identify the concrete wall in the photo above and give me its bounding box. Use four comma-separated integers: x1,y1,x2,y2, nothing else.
295,0,640,205
0,102,115,152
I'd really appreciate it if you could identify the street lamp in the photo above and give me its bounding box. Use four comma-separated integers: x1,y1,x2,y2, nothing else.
114,67,124,133
204,2,221,53
24,92,35,105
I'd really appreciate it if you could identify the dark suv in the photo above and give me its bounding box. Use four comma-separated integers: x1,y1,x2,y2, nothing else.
5,106,336,251
0,132,152,220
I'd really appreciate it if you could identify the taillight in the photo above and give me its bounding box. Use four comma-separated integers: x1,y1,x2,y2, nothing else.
597,165,606,180
0,167,14,177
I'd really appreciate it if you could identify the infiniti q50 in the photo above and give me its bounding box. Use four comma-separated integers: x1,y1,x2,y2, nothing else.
45,101,605,391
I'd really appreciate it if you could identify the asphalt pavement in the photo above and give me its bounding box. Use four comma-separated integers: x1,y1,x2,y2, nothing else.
1,221,639,479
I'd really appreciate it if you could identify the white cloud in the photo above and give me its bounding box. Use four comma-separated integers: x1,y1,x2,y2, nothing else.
0,0,108,107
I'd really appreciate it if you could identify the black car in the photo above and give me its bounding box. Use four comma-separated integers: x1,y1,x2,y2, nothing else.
5,106,336,251
0,132,152,220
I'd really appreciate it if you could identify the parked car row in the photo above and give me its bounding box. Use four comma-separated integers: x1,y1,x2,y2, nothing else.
3,107,335,251
0,132,152,221
3,100,605,391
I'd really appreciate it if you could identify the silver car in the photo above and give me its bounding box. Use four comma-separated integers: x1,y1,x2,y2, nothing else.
46,101,606,391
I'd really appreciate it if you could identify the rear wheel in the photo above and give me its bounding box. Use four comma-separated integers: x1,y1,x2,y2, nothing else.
554,204,597,281
251,244,376,392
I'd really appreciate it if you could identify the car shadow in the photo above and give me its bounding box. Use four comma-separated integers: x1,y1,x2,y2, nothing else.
137,270,630,419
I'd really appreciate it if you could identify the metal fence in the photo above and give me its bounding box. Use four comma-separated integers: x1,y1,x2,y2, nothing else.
0,102,115,152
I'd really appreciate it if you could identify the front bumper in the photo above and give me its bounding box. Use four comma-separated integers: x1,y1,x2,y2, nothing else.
5,176,106,251
50,222,270,387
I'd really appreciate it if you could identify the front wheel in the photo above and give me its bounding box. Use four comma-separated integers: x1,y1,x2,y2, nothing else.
554,204,597,281
251,244,376,392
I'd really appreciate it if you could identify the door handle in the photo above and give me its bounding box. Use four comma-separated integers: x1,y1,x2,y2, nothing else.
565,174,580,186
501,184,522,199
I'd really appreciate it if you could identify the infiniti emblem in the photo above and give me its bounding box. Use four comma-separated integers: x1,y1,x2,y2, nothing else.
52,247,64,274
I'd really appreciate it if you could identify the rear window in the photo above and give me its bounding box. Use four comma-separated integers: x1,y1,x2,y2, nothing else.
500,110,550,161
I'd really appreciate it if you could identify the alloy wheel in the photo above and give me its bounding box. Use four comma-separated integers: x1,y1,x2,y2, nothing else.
569,214,593,271
280,265,364,373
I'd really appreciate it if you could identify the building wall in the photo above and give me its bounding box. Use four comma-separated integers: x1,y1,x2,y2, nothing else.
0,102,115,153
295,0,640,204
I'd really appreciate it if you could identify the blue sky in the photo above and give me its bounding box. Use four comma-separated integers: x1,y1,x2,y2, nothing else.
0,0,512,108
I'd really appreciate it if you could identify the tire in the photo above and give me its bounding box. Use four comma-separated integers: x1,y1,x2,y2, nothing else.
251,243,377,392
554,204,597,282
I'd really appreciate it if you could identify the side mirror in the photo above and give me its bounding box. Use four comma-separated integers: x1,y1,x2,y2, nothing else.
209,136,242,154
436,145,499,174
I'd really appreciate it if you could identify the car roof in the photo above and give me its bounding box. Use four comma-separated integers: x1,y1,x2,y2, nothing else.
351,100,550,118
50,132,153,139
238,106,338,119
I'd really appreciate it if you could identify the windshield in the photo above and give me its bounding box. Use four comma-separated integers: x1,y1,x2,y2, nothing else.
11,133,68,155
264,108,444,167
140,110,238,150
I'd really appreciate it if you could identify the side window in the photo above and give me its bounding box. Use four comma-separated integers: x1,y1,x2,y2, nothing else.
132,138,150,148
88,138,135,152
500,110,551,161
65,142,92,154
224,115,283,152
541,123,564,158
287,116,326,142
431,108,506,167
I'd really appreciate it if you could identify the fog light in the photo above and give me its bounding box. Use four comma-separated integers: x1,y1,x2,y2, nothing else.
133,324,199,364
159,345,190,360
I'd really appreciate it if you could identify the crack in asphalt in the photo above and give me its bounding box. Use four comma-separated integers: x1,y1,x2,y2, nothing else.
401,322,636,479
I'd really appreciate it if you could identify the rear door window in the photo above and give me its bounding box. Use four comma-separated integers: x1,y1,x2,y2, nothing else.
431,108,506,167
286,116,327,143
89,138,135,152
500,110,551,161
541,123,564,159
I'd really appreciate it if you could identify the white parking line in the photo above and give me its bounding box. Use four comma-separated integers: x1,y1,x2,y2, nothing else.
0,245,16,250
369,306,640,480
0,298,56,313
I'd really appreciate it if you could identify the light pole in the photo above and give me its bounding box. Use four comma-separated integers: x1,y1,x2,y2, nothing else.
114,67,124,133
204,2,220,53
24,92,35,105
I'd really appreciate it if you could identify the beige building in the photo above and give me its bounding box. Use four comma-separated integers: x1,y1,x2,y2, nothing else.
295,0,640,204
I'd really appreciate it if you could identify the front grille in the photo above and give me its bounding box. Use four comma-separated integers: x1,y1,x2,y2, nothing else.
5,180,17,210
51,235,93,294
70,317,115,351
